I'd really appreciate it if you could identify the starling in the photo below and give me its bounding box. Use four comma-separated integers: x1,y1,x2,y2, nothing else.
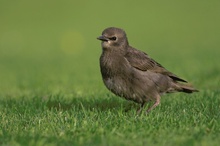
97,27,198,114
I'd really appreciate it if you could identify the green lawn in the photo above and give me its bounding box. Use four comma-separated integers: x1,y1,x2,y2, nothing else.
0,1,220,146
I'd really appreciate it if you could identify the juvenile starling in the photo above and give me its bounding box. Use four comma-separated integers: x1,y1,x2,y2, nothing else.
97,27,198,114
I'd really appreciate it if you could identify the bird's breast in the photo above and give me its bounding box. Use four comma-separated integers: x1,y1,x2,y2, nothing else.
100,52,129,77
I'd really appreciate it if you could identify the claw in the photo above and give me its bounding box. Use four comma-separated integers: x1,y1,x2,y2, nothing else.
136,102,145,115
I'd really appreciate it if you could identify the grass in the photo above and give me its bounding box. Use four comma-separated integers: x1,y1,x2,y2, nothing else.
0,0,220,146
0,90,219,146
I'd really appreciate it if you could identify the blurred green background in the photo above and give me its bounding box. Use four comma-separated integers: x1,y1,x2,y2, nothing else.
0,0,219,96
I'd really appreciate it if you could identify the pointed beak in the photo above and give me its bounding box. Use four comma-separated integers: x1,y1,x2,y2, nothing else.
97,35,108,41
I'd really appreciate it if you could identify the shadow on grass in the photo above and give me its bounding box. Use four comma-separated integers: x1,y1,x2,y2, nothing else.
46,94,138,113
0,94,138,114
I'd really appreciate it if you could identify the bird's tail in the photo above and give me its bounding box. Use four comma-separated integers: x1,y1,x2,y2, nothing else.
175,82,199,93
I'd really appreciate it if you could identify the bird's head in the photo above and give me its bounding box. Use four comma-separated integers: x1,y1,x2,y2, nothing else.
97,27,129,50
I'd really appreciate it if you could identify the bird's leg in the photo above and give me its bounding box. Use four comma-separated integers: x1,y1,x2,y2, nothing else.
146,94,160,113
136,102,145,115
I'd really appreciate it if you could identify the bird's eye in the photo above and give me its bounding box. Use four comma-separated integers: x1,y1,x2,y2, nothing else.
109,36,117,41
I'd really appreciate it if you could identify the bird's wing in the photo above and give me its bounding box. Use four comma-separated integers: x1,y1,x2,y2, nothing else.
124,47,187,82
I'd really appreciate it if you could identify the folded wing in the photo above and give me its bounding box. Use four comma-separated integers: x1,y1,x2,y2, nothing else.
125,47,187,83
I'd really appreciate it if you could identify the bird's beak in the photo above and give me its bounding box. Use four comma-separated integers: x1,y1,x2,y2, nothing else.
97,35,108,41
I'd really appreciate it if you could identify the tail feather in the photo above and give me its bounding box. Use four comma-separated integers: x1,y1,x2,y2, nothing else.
176,83,199,93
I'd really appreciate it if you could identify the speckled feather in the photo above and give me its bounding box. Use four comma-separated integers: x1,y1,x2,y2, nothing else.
97,27,198,114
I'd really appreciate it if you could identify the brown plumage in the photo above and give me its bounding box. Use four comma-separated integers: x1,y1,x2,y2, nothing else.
97,27,198,114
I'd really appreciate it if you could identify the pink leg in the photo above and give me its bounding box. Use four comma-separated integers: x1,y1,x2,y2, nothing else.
146,94,160,113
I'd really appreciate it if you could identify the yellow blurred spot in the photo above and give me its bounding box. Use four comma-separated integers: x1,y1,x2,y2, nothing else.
60,30,84,54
